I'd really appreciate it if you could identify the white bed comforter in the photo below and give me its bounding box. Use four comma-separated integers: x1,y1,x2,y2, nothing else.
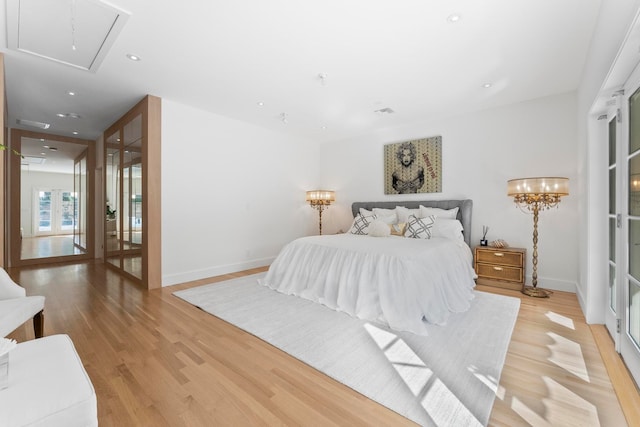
259,234,477,335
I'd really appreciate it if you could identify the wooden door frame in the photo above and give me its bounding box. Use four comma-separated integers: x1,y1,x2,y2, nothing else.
8,129,95,267
103,95,161,289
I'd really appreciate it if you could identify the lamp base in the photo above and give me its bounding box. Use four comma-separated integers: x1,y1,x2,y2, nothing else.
521,286,551,298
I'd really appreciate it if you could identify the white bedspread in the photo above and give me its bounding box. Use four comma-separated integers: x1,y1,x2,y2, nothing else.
259,234,477,335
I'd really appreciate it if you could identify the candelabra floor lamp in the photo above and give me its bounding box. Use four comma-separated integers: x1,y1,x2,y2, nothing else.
306,190,335,235
507,177,569,298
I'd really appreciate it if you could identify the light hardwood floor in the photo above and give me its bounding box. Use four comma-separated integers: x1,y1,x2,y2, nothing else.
7,261,639,426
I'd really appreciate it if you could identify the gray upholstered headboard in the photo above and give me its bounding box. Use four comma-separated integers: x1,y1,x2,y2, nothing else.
351,199,473,246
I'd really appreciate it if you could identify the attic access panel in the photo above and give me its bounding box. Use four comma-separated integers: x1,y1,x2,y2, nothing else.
6,0,130,72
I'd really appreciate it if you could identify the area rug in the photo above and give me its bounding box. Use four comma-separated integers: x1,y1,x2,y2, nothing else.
174,273,520,426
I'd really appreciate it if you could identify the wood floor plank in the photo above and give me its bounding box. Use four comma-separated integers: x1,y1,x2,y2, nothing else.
6,262,634,426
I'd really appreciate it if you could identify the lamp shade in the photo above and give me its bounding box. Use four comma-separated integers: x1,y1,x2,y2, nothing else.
306,190,335,205
507,177,569,196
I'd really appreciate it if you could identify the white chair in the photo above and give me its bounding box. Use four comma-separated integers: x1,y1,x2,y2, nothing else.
0,267,45,338
0,334,98,426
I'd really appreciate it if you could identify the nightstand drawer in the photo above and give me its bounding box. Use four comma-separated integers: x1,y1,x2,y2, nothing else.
475,250,523,267
476,263,523,283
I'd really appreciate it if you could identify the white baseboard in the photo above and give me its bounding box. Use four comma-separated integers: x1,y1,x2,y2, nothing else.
162,256,275,287
530,276,577,293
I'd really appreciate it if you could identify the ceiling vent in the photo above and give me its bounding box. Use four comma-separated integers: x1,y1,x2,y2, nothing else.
6,0,130,72
16,118,50,129
22,156,46,165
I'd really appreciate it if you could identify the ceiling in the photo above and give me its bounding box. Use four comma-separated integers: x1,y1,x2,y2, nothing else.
1,0,603,151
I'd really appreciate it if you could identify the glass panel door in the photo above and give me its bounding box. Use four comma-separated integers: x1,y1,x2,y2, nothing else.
620,84,640,386
105,131,121,270
104,113,143,281
33,189,75,236
74,152,88,251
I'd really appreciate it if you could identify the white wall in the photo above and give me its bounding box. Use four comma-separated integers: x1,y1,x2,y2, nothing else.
161,99,321,286
320,92,579,292
577,0,640,323
20,170,74,237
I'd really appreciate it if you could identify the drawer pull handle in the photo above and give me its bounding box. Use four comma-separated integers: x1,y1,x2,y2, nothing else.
493,253,504,257
493,267,503,271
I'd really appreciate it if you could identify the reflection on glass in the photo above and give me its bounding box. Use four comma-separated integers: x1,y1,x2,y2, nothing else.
610,217,616,263
631,154,640,217
105,115,143,280
631,281,640,348
106,131,121,270
20,136,88,260
610,264,616,313
631,220,640,281
38,191,52,232
610,168,616,215
631,87,640,154
609,117,616,167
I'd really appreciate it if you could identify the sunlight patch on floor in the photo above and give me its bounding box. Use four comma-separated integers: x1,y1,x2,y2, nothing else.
511,376,600,427
547,332,590,382
545,311,575,330
364,323,482,426
468,364,504,399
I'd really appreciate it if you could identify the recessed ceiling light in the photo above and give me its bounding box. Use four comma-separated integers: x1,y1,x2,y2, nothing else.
126,53,141,61
72,131,79,135
56,113,65,117
447,14,461,23
483,83,492,88
321,125,327,130
257,101,264,107
67,91,76,96
43,145,50,149
56,112,82,119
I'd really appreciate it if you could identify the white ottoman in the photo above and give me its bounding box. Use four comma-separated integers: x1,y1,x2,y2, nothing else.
0,335,97,426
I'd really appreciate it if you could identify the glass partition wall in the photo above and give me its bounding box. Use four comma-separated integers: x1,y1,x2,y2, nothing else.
103,95,161,288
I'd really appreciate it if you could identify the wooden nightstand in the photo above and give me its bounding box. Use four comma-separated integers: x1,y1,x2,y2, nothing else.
474,246,526,290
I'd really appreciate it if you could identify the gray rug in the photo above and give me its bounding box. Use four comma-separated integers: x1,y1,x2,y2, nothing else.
174,273,520,426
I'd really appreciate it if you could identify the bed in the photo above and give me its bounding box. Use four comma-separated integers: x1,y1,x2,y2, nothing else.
259,199,476,336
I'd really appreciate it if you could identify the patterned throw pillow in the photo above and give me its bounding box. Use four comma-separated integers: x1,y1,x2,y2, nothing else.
349,213,377,235
404,215,435,239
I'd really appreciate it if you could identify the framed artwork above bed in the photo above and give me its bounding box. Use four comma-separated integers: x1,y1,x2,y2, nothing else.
384,136,442,194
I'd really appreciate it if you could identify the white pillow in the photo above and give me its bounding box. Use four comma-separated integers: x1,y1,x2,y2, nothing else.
372,208,398,224
431,218,464,241
349,213,377,235
368,220,391,237
359,207,374,217
419,205,459,219
396,206,423,223
404,215,435,239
